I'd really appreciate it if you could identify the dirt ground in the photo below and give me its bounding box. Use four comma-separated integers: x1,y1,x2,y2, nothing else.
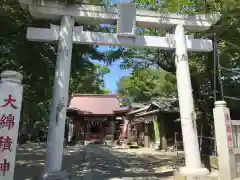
14,143,183,180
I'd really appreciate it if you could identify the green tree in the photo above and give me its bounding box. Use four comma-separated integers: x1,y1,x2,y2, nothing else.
117,68,176,102
113,0,240,161
0,0,111,141
111,0,240,115
69,62,111,94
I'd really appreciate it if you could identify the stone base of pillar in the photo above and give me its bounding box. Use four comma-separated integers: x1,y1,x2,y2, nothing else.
155,141,160,149
105,140,114,146
174,175,217,180
177,167,210,180
42,170,69,180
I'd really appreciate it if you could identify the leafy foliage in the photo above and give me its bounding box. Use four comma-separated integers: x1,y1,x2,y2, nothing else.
117,68,176,102
0,0,110,141
114,0,240,150
113,0,240,109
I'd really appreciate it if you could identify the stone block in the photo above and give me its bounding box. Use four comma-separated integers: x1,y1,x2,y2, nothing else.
174,170,217,180
174,175,214,180
209,156,219,170
42,170,69,180
174,175,185,180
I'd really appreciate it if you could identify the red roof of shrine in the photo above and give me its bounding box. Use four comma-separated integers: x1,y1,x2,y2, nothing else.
68,94,128,115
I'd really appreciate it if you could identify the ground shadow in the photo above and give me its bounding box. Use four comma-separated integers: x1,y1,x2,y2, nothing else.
15,143,184,180
14,143,86,180
78,144,184,180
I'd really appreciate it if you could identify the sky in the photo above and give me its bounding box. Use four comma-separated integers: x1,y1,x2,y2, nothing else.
92,0,132,93
94,46,132,93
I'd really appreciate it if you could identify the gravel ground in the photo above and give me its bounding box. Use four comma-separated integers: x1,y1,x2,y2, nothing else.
14,143,86,180
14,143,180,180
76,144,178,180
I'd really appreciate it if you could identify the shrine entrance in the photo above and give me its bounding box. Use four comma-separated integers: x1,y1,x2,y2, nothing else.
18,0,220,177
85,117,110,144
90,122,100,134
66,94,127,145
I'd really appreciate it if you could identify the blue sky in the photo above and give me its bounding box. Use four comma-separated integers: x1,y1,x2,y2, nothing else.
92,0,132,93
94,46,132,93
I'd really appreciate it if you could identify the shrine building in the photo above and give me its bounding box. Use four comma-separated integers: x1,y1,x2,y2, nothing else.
66,94,129,144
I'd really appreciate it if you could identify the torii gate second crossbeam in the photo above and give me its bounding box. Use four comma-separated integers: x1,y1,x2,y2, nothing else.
18,1,220,179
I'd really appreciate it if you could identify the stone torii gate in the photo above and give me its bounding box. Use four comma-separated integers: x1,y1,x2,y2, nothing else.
18,0,220,179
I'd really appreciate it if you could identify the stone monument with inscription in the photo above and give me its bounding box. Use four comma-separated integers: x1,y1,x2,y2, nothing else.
0,71,23,180
213,101,237,180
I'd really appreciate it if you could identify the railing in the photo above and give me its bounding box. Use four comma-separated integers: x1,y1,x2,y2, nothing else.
105,135,114,141
231,120,240,174
171,120,240,173
173,132,217,155
232,120,240,153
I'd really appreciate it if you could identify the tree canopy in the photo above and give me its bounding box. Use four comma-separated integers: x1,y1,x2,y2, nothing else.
113,0,240,148
0,0,111,141
112,0,240,111
117,68,176,103
2,0,240,143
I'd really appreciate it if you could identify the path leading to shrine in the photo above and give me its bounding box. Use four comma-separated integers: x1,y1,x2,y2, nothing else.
81,144,176,180
15,143,181,180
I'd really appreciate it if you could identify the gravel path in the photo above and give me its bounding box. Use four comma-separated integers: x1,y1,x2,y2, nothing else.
81,144,175,180
14,143,176,180
14,143,86,180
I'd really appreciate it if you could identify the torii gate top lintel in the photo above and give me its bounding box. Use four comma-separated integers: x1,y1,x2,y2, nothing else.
18,0,220,32
17,0,221,177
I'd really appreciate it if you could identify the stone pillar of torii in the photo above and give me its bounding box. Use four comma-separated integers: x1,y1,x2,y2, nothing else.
18,0,220,179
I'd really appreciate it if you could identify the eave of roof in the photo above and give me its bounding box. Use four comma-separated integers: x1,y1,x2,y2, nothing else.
127,105,150,115
131,102,146,109
151,98,179,112
126,97,180,117
135,109,159,117
67,107,92,114
72,93,119,98
114,108,130,113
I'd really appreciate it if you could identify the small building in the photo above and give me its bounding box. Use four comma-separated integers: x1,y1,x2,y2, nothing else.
126,98,181,150
66,94,129,144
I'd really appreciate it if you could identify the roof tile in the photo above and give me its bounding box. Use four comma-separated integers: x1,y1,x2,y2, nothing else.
68,94,122,115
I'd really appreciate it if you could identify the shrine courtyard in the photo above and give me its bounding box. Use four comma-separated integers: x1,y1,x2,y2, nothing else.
14,143,180,180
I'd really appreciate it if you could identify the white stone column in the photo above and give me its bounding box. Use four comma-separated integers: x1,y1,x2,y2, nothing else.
43,15,74,179
175,25,209,177
0,71,23,180
213,101,237,180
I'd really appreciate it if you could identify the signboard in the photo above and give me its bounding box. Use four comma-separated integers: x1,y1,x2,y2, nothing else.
225,108,234,154
84,116,108,126
0,77,23,179
84,117,108,122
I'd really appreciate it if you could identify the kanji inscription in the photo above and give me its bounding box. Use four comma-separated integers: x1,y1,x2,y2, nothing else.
0,114,15,130
227,136,232,143
225,109,233,154
0,159,10,176
0,95,17,109
225,113,230,122
226,124,231,133
0,136,12,152
56,97,65,122
0,71,23,179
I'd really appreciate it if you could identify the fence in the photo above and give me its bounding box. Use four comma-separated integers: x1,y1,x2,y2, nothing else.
173,120,240,174
232,120,240,152
231,120,240,174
